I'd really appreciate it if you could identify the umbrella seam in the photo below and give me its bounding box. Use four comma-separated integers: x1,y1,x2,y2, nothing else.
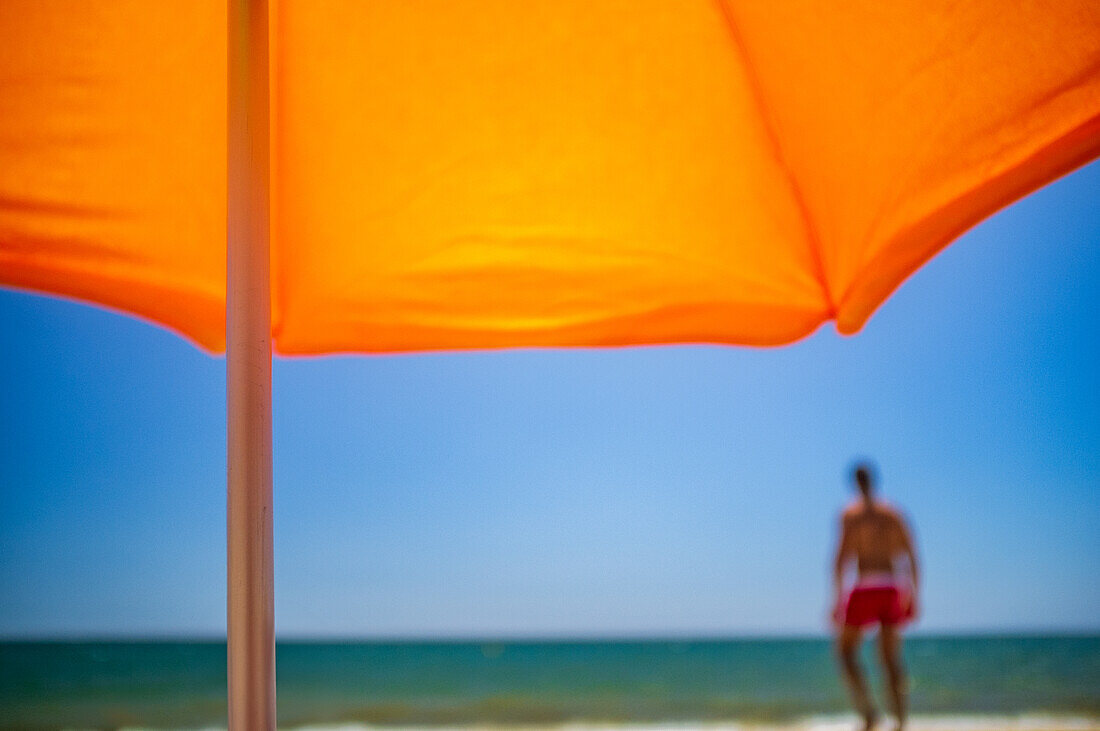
710,0,836,318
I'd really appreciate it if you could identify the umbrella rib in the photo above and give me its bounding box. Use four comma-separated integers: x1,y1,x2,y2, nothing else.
710,0,836,320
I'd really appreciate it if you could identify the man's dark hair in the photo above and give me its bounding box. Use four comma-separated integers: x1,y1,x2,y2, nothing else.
852,461,875,493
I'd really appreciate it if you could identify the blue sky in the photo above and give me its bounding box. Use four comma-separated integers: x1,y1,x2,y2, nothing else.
1,161,1097,639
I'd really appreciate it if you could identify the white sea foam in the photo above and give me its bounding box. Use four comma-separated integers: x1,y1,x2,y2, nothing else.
88,715,1100,731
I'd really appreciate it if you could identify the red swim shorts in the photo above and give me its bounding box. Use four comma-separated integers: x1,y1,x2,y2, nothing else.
838,586,914,627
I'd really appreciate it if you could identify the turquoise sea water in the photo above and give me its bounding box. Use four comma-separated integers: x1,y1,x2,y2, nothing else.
1,636,1098,729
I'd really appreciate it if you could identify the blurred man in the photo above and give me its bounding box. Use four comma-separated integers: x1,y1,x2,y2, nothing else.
832,463,919,731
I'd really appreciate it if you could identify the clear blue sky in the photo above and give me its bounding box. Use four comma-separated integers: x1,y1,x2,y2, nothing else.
1,162,1097,640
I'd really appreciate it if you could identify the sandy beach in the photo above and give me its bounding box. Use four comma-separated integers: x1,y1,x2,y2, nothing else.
284,719,1100,731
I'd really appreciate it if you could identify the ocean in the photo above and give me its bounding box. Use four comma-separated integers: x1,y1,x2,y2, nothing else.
1,636,1097,730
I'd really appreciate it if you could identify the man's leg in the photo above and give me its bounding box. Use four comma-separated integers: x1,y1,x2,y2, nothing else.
837,625,876,730
878,624,907,730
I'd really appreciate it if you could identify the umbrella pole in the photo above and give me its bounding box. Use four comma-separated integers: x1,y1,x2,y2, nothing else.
227,0,274,729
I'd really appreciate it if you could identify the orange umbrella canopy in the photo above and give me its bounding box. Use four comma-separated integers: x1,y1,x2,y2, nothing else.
2,1,1099,354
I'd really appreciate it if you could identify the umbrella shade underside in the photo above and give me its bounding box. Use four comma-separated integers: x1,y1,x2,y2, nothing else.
2,0,1099,354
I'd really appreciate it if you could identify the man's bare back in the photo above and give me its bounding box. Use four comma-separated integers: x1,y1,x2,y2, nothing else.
839,499,915,578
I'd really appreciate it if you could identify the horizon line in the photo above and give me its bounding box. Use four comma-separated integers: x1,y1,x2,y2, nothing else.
4,627,1099,644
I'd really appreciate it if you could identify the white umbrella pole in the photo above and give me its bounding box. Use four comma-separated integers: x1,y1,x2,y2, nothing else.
227,0,274,729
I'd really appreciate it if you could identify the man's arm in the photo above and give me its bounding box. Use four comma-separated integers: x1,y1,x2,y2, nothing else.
833,515,852,605
897,515,919,597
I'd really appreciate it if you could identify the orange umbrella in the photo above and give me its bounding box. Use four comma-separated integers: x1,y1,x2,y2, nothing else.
2,1,1099,728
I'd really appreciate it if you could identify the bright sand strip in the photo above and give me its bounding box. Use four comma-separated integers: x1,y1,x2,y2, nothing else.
281,718,1100,731
94,718,1100,731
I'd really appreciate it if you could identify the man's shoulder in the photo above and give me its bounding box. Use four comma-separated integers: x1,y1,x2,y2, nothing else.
877,499,902,516
875,501,911,531
841,500,905,521
840,502,864,521
882,500,911,521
